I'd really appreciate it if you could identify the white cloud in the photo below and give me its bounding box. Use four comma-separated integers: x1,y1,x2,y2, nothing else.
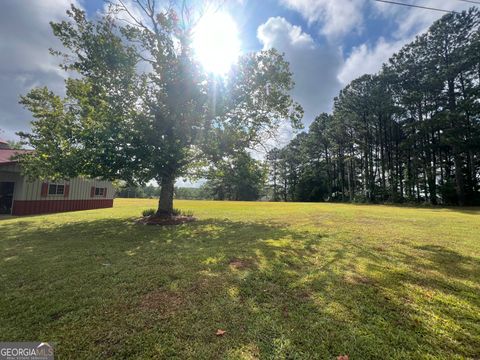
280,0,366,37
282,0,469,40
257,17,343,125
0,0,76,140
338,1,472,85
258,16,315,48
374,0,469,38
280,0,473,90
338,37,407,85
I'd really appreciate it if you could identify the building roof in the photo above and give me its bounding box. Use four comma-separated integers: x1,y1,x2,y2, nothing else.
0,148,32,165
0,139,10,150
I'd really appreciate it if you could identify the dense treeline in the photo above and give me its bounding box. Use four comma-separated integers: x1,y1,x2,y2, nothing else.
116,184,161,198
204,151,267,201
268,9,480,205
116,184,212,200
175,187,211,200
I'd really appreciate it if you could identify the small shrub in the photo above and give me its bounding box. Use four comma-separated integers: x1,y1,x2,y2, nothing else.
143,208,194,217
142,208,156,217
182,209,194,217
171,208,194,217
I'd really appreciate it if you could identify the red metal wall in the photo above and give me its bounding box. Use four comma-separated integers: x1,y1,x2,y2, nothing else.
12,199,114,216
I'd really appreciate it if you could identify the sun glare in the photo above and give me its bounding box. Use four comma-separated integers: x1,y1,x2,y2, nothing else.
192,11,241,75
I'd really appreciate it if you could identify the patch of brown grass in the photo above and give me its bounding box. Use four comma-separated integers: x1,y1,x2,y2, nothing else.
295,290,312,302
228,257,256,270
343,273,373,285
136,215,196,226
139,289,184,316
373,244,387,252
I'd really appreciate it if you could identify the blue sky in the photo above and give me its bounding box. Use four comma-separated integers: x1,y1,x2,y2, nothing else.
0,0,475,142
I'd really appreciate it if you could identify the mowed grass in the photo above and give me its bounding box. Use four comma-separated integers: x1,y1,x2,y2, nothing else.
0,199,479,359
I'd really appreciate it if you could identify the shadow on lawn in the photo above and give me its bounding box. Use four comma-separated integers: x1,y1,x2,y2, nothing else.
1,217,479,359
349,202,480,216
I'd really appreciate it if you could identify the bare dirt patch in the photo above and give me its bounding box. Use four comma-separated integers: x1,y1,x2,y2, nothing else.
190,275,227,296
139,289,184,316
136,215,196,226
343,273,373,285
295,290,312,303
373,245,387,252
228,257,256,270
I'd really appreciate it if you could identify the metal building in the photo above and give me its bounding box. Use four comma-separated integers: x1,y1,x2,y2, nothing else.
0,140,114,215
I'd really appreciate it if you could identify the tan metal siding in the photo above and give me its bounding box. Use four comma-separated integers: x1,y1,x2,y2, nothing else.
2,163,114,201
21,177,114,201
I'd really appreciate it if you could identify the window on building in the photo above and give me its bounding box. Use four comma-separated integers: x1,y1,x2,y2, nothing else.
94,187,105,196
48,184,65,195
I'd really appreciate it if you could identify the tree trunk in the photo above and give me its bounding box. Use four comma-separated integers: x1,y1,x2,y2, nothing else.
157,176,175,217
446,78,466,206
272,162,278,201
453,148,466,206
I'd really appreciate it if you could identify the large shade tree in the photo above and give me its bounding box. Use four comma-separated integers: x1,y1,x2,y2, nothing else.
18,1,302,216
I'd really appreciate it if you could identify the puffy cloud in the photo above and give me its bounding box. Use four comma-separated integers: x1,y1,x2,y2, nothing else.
282,0,469,40
280,0,366,37
338,1,472,85
338,37,407,85
257,17,343,125
281,0,472,90
0,0,75,140
372,0,468,39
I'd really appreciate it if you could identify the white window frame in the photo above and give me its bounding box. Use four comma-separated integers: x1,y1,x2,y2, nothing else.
94,187,105,197
48,184,65,196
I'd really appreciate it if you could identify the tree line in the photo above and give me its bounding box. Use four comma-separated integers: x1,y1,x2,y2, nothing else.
116,184,210,200
268,8,480,205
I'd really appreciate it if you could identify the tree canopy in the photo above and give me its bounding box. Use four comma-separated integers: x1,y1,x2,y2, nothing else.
18,2,302,215
204,151,266,201
268,8,480,205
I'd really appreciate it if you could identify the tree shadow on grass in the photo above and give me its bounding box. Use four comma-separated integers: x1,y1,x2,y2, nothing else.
413,244,480,280
350,202,480,216
0,217,479,359
221,242,480,359
360,241,480,353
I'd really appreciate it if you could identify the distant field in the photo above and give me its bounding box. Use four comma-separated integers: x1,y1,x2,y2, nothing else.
0,199,479,359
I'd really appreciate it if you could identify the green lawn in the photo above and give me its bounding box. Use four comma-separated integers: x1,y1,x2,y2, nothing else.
1,199,479,359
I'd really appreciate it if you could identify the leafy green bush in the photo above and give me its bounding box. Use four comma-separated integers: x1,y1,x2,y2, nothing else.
142,208,156,217
182,209,194,217
142,208,194,217
172,208,194,217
